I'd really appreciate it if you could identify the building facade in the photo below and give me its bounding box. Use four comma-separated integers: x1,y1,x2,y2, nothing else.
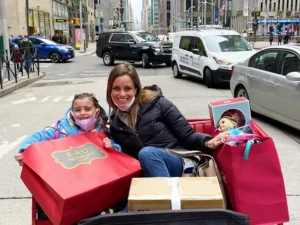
160,0,171,34
151,0,161,34
232,0,300,35
0,0,95,45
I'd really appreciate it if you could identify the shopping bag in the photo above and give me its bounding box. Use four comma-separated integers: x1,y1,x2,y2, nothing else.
214,136,289,225
21,131,142,225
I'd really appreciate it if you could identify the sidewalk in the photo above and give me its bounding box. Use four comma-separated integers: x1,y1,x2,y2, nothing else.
74,42,97,56
0,72,45,98
250,41,289,49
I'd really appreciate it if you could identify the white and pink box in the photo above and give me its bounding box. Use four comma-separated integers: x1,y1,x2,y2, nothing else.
208,97,251,129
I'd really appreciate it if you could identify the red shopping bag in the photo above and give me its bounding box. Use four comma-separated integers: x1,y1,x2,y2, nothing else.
214,136,289,225
21,131,142,225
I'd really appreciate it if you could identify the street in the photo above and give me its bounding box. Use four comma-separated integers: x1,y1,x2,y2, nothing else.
0,54,299,225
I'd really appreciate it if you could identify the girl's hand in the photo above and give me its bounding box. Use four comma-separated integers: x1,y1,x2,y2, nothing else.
206,131,231,150
14,153,24,166
103,137,113,149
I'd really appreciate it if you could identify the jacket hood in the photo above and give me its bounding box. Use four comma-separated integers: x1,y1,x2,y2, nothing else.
140,85,163,114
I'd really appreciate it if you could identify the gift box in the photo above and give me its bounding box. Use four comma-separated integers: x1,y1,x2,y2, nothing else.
21,131,142,225
208,97,251,129
128,177,225,212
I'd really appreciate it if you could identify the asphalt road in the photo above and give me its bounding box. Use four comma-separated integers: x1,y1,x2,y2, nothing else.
0,55,299,224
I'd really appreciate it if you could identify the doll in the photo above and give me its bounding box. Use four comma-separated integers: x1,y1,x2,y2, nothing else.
218,116,238,132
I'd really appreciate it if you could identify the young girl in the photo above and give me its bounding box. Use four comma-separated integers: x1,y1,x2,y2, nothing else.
14,93,121,166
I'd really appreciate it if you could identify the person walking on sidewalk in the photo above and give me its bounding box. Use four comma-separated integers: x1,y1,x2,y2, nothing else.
20,36,34,74
283,33,291,45
278,33,283,45
269,34,274,46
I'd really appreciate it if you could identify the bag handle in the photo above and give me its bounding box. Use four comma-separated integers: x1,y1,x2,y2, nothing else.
42,120,68,140
243,137,261,160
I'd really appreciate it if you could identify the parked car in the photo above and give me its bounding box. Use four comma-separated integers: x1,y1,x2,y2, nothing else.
171,29,256,88
11,36,75,63
96,31,172,68
230,45,300,130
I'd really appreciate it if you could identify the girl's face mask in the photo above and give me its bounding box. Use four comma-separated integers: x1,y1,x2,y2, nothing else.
71,110,99,132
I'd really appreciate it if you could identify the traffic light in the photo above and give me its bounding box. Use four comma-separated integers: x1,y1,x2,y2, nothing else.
251,11,260,17
70,18,80,25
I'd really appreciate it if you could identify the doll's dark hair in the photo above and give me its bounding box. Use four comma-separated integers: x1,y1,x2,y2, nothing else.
71,93,109,135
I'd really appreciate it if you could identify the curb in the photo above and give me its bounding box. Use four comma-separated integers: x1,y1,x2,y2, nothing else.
0,72,45,98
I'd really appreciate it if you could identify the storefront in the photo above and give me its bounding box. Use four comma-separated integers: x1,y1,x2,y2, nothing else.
28,10,51,39
248,18,300,36
52,0,71,44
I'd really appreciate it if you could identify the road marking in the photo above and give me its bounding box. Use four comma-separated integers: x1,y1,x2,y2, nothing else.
66,96,74,102
12,95,36,105
40,96,51,103
11,124,21,128
0,135,28,159
52,97,63,102
39,63,54,68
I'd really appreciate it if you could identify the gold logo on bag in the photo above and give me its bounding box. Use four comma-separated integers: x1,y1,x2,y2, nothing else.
51,143,107,169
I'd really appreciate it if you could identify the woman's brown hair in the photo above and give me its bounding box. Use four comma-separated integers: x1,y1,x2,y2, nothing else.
71,93,109,135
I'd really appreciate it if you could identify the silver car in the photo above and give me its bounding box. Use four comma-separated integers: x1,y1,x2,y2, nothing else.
230,45,300,130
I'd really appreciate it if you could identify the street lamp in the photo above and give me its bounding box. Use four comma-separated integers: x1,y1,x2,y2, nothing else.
187,6,195,29
79,0,85,53
198,0,215,26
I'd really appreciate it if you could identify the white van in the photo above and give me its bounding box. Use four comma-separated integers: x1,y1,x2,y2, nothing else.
171,29,256,87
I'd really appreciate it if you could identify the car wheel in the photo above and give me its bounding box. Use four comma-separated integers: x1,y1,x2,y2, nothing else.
204,68,214,88
235,86,249,99
172,62,182,78
50,52,61,63
142,53,150,68
103,52,114,66
166,61,171,67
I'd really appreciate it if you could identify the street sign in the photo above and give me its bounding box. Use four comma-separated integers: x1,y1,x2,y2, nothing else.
54,19,68,23
251,11,260,17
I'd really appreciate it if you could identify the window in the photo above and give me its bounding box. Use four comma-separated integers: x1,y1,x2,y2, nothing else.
179,36,192,51
204,35,252,52
192,37,205,54
110,34,123,42
279,52,300,75
30,38,43,45
249,51,279,72
123,34,134,42
167,1,170,10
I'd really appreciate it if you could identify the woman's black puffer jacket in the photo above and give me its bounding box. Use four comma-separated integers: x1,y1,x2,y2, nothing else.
110,85,212,159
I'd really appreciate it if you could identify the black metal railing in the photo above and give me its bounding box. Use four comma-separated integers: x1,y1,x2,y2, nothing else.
0,47,40,89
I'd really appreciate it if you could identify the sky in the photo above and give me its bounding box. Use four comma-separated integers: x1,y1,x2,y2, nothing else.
129,0,142,30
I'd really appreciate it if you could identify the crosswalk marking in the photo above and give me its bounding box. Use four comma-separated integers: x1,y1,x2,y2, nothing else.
40,96,51,103
52,97,63,102
39,63,54,68
0,135,28,159
66,96,74,102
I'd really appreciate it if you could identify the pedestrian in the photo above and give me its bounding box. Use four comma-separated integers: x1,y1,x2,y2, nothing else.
106,63,230,177
283,32,291,45
14,93,121,166
269,34,274,46
20,35,34,73
278,33,283,45
52,33,60,43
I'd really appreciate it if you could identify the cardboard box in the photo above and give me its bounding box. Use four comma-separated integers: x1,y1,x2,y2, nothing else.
128,177,225,212
208,97,251,128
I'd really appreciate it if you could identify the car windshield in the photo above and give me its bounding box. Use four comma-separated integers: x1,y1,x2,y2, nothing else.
204,35,252,52
135,33,160,42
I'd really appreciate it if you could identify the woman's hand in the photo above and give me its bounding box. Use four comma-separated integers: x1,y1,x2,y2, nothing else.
205,131,231,150
103,137,113,149
14,153,24,166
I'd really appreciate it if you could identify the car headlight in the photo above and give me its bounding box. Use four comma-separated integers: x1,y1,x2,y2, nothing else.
213,57,232,65
154,48,161,52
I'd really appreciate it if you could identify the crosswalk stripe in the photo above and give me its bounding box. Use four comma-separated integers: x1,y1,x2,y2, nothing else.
52,97,63,102
40,96,51,103
66,96,74,102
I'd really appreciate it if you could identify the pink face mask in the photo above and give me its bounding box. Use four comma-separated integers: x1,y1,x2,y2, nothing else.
71,110,99,132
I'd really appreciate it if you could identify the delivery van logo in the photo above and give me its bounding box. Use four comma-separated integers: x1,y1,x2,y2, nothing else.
51,143,107,169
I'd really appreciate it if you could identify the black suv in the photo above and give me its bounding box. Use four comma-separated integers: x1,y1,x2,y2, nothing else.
96,31,172,68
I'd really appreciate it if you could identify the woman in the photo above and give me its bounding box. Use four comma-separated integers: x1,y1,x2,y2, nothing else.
106,63,230,177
